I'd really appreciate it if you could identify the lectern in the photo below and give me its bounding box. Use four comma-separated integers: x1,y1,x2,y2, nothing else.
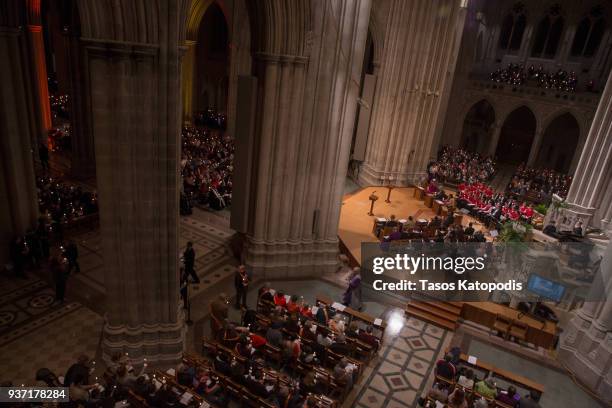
368,192,379,216
384,176,395,203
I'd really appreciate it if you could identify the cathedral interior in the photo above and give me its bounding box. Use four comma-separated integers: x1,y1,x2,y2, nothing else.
0,0,611,407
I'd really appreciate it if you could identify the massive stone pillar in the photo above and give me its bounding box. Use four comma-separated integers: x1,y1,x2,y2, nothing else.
241,0,371,278
552,70,612,232
181,40,197,123
559,241,612,404
78,0,187,365
0,1,39,266
227,0,252,137
25,0,52,144
62,23,96,179
359,0,467,186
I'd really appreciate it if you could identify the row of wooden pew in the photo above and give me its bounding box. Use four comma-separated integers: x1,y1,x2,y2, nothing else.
315,294,386,343
254,302,377,362
425,351,544,408
202,340,340,407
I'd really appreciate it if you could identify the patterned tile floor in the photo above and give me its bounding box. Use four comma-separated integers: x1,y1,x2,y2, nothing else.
0,207,237,386
349,316,450,408
0,270,104,385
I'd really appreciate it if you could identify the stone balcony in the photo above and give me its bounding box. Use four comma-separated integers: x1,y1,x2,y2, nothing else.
467,74,602,109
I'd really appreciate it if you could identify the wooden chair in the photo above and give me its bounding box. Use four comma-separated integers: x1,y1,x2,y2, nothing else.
509,320,528,343
492,314,511,339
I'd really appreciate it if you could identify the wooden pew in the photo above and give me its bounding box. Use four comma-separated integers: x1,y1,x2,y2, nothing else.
253,306,376,361
182,353,275,408
455,352,544,394
315,294,387,343
202,339,347,405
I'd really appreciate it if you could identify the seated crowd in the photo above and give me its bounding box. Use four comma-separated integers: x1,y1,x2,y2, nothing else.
48,93,72,152
489,63,578,93
8,175,93,279
428,146,496,184
37,176,99,225
204,286,383,407
507,164,572,202
193,108,227,130
375,211,487,244
418,352,543,408
458,182,536,227
180,123,234,214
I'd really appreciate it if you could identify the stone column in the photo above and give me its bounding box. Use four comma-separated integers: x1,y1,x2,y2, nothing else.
226,2,252,137
359,0,467,186
243,0,371,278
527,127,544,166
63,28,96,179
0,9,40,266
559,241,612,403
552,70,612,231
25,0,52,144
77,0,187,365
599,174,612,234
181,40,197,123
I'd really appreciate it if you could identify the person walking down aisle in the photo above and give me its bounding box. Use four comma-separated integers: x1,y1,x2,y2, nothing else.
183,241,199,283
342,267,363,310
234,265,250,309
51,256,68,304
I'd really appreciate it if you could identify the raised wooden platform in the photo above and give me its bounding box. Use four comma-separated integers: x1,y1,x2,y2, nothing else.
405,300,463,331
338,186,484,266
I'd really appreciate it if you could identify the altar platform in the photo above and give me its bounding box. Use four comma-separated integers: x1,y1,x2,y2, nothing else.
338,186,481,266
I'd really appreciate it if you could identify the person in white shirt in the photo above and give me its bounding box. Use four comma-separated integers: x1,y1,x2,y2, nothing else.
457,368,475,389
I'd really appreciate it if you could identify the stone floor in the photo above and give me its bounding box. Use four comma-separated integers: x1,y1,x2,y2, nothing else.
0,274,103,385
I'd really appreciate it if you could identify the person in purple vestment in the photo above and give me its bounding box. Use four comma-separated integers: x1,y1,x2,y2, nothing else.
342,267,362,310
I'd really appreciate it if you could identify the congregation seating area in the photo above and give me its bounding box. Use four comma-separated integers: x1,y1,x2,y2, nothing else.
456,182,542,229
506,165,572,203
201,288,388,406
36,176,99,230
428,146,496,185
180,123,234,214
489,63,578,93
374,190,487,244
419,348,544,408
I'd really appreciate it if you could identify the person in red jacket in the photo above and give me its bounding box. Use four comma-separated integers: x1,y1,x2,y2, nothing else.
274,291,287,308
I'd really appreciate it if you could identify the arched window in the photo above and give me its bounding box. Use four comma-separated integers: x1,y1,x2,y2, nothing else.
499,2,527,52
571,5,606,58
531,4,564,58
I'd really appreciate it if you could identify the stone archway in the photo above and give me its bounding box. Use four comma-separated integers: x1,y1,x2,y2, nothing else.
537,112,580,173
460,99,495,154
182,0,230,122
496,106,537,163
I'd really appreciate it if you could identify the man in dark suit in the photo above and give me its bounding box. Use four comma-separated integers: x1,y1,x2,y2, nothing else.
183,242,199,283
330,334,351,356
234,264,250,309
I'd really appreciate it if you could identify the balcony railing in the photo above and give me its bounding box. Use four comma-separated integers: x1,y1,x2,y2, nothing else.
467,74,601,107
